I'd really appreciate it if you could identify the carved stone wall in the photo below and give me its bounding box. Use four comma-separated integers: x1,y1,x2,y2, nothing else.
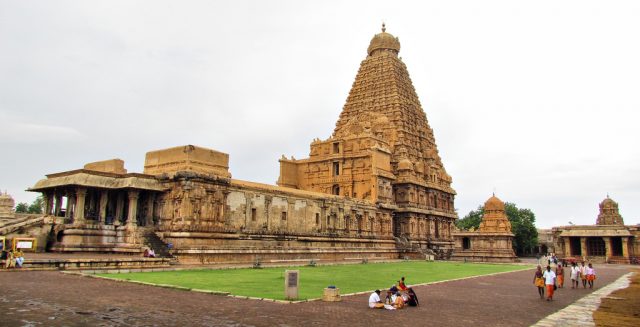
277,26,457,250
597,196,624,225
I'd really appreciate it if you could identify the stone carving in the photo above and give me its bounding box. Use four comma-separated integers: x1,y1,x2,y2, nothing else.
596,195,624,225
0,191,15,219
452,194,516,263
28,25,458,262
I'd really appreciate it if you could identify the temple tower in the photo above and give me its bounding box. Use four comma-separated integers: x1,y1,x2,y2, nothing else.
278,25,457,252
479,195,513,233
596,195,624,225
0,191,16,219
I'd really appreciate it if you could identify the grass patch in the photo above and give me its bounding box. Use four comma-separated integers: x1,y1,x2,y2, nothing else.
97,261,528,300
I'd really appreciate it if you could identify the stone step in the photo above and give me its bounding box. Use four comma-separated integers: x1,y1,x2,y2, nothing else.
1,257,172,271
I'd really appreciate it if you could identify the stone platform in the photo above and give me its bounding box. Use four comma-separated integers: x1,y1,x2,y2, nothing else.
1,252,172,271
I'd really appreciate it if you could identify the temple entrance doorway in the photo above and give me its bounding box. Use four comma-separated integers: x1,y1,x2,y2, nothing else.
587,238,605,256
611,237,623,256
462,237,471,250
570,237,581,256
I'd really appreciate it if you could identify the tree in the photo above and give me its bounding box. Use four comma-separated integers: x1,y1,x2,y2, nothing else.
15,202,29,213
27,195,44,214
14,196,44,214
456,205,484,230
456,202,539,256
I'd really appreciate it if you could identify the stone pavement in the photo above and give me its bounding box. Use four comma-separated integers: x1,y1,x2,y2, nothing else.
0,263,633,326
532,272,634,327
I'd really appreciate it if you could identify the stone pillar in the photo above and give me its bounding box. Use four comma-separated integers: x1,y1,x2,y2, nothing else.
65,193,74,218
603,237,612,260
54,193,63,217
68,195,76,220
115,192,125,224
580,237,587,258
621,238,629,259
43,192,53,216
564,238,571,256
75,187,87,224
145,193,155,226
126,190,139,228
98,190,108,224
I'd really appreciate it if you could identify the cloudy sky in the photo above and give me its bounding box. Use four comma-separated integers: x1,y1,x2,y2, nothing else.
1,1,638,228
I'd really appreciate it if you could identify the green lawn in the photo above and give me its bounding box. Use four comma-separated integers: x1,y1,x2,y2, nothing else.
98,261,529,300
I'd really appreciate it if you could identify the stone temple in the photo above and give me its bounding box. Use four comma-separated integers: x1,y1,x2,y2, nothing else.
551,196,639,264
28,25,457,263
0,191,16,221
451,195,517,262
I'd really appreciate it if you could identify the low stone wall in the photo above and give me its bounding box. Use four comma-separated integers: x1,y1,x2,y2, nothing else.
2,257,172,271
161,231,401,264
450,250,518,263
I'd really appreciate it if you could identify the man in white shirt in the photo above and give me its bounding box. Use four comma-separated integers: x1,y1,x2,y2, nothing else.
542,265,557,301
570,262,580,288
368,290,384,308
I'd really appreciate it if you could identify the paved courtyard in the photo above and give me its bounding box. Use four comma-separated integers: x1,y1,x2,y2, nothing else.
0,264,633,326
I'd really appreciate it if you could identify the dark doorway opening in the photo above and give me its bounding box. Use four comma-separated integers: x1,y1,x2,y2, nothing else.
462,237,471,250
587,238,605,256
570,237,582,256
611,237,623,256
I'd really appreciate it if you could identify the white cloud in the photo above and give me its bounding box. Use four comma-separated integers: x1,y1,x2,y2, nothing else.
1,0,639,228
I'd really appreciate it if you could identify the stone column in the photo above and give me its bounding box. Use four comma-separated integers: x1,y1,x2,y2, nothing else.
65,193,74,218
98,190,108,224
54,193,63,217
603,237,612,260
43,192,53,216
75,187,87,224
115,192,125,225
621,238,629,259
145,193,156,226
563,238,571,256
580,237,587,259
126,190,139,228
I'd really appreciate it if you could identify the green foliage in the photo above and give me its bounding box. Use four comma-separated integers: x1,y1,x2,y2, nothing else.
14,196,43,214
27,195,43,214
99,261,527,300
456,205,484,230
15,202,29,213
457,202,538,256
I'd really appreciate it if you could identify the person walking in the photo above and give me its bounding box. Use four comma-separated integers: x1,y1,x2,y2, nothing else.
579,262,588,288
542,265,557,301
556,263,565,288
586,263,596,289
533,266,545,299
570,262,580,289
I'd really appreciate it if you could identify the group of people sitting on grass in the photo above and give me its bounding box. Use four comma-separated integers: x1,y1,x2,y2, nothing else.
368,277,420,310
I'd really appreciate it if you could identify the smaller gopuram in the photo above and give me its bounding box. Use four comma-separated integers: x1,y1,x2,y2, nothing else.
552,196,639,264
0,191,16,220
452,195,517,262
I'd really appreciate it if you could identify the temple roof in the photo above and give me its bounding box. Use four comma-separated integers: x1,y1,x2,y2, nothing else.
367,23,401,56
333,25,454,194
479,194,513,234
28,170,166,192
597,195,624,225
484,195,504,212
